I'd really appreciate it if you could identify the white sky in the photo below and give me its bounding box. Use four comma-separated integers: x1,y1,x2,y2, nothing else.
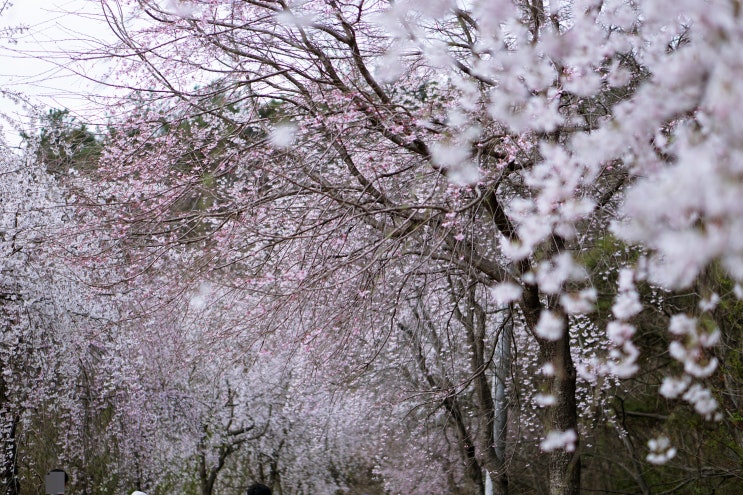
0,0,117,146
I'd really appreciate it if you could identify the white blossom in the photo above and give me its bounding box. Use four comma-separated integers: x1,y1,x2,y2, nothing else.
500,239,532,261
540,429,578,453
667,314,721,381
646,436,677,465
612,291,642,320
534,393,557,407
560,288,597,314
189,282,212,310
668,314,697,336
535,253,587,294
576,355,608,385
607,341,640,378
611,269,643,320
682,384,719,418
162,0,198,17
683,357,718,379
659,375,691,399
269,124,298,149
430,141,480,185
541,362,556,377
698,328,721,348
491,282,523,305
668,341,688,362
698,293,720,312
536,311,564,341
617,269,635,292
606,321,635,346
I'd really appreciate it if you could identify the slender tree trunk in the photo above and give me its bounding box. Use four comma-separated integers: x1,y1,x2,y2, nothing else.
198,451,213,495
458,285,496,495
492,321,512,495
486,320,512,495
540,332,580,495
197,427,218,495
400,318,485,494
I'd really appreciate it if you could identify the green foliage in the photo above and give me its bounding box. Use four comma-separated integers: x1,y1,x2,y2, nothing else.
571,233,743,493
578,233,634,316
22,109,103,177
257,99,284,120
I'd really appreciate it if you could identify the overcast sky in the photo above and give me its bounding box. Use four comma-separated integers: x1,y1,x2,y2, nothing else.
0,0,116,145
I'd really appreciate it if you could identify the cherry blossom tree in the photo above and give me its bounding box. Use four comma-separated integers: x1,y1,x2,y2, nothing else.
0,137,125,494
45,0,743,493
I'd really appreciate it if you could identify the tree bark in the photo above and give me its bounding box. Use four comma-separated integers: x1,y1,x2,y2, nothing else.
521,284,580,495
540,332,580,495
492,320,512,495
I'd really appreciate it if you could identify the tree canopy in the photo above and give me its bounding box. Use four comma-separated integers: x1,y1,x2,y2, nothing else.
1,1,743,494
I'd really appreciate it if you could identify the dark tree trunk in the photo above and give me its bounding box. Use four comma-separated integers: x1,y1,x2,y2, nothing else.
492,322,512,495
521,282,580,495
540,332,580,495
